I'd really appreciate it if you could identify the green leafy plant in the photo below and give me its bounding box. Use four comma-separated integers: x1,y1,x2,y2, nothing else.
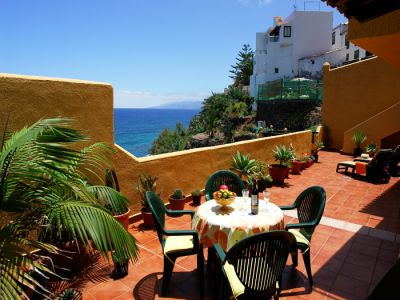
103,169,129,215
0,118,138,300
366,143,377,153
273,145,294,166
171,189,184,200
352,131,367,148
230,151,256,180
136,174,159,212
315,140,324,151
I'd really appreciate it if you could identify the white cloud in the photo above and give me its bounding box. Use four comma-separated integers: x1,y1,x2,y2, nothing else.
237,0,272,6
114,90,210,108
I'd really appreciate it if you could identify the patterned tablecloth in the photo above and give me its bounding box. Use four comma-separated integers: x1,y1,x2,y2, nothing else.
192,197,285,251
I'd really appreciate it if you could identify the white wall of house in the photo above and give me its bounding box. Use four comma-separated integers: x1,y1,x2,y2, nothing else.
250,10,368,98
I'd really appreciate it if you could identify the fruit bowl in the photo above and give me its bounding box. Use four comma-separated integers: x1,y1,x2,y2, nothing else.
213,191,236,209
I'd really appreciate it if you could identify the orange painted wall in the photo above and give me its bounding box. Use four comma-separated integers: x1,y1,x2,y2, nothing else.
321,58,400,151
349,10,400,69
0,73,312,215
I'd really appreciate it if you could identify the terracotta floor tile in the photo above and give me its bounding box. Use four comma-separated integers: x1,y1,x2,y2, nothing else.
332,275,370,299
340,262,374,283
88,280,130,300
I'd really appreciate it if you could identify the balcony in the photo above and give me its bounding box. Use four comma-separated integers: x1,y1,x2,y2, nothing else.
70,151,399,299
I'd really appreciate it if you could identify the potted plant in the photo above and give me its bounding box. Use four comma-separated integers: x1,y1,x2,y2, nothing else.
169,189,186,210
312,140,324,162
57,288,82,300
112,251,129,279
230,151,256,184
136,174,159,228
288,145,303,175
251,160,272,191
366,143,377,157
104,169,130,229
191,189,202,205
269,145,292,184
352,131,367,157
0,118,138,299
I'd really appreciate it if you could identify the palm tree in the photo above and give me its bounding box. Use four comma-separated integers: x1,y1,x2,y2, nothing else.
0,118,138,300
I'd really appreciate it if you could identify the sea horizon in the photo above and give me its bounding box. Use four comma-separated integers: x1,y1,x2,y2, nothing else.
114,108,199,157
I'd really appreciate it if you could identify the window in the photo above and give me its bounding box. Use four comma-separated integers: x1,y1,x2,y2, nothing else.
354,49,360,60
283,26,291,37
345,35,349,49
332,31,335,45
365,51,373,57
345,53,349,61
274,68,279,73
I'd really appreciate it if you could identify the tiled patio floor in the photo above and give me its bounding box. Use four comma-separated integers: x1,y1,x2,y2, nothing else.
78,151,399,300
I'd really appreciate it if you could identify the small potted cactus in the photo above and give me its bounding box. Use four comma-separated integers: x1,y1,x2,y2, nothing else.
191,189,202,205
169,189,186,210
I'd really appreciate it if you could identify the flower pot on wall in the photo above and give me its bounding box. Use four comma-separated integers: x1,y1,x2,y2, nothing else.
169,197,186,210
192,195,201,205
269,165,288,184
114,208,131,230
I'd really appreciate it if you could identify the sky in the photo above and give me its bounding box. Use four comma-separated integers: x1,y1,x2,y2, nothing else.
0,0,346,108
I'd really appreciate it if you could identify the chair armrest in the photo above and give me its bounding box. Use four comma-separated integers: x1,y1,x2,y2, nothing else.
164,229,199,248
213,243,226,263
279,204,296,210
285,222,315,230
166,209,195,219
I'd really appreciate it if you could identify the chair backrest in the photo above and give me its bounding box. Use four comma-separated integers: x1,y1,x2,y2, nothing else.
368,149,393,168
205,170,245,201
225,231,296,298
145,191,167,244
390,145,400,166
293,186,326,241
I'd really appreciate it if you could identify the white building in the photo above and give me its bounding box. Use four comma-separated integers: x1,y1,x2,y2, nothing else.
250,11,369,98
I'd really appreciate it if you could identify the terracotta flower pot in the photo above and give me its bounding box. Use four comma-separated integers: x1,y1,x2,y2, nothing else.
114,208,131,230
142,210,154,228
269,165,288,184
291,160,303,174
169,197,186,210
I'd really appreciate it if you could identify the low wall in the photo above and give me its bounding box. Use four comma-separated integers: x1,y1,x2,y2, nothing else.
114,130,311,214
0,73,312,216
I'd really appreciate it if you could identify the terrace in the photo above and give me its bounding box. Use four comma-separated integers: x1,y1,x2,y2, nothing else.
75,151,399,300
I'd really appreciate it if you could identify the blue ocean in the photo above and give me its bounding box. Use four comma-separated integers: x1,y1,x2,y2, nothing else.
114,108,199,157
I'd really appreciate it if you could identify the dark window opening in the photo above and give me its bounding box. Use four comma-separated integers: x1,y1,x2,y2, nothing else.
365,51,373,57
354,49,360,60
274,68,279,74
283,26,291,37
345,53,349,61
345,35,349,49
332,31,336,45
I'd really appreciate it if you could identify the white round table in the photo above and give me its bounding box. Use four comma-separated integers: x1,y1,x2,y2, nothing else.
192,197,285,251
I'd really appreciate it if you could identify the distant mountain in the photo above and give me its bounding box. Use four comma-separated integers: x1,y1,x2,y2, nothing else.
151,100,202,110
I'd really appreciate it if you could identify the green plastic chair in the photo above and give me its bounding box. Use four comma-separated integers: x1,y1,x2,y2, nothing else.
205,170,245,201
145,191,204,298
214,231,296,299
279,186,326,286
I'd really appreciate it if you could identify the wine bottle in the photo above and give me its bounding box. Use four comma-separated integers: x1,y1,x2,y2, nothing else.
251,180,259,215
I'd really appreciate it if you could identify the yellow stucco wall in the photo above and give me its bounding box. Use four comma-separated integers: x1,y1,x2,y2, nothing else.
349,10,400,69
0,73,114,144
114,131,311,214
0,73,312,215
321,59,400,151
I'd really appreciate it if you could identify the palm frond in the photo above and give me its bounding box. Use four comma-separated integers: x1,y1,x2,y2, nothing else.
45,201,138,263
